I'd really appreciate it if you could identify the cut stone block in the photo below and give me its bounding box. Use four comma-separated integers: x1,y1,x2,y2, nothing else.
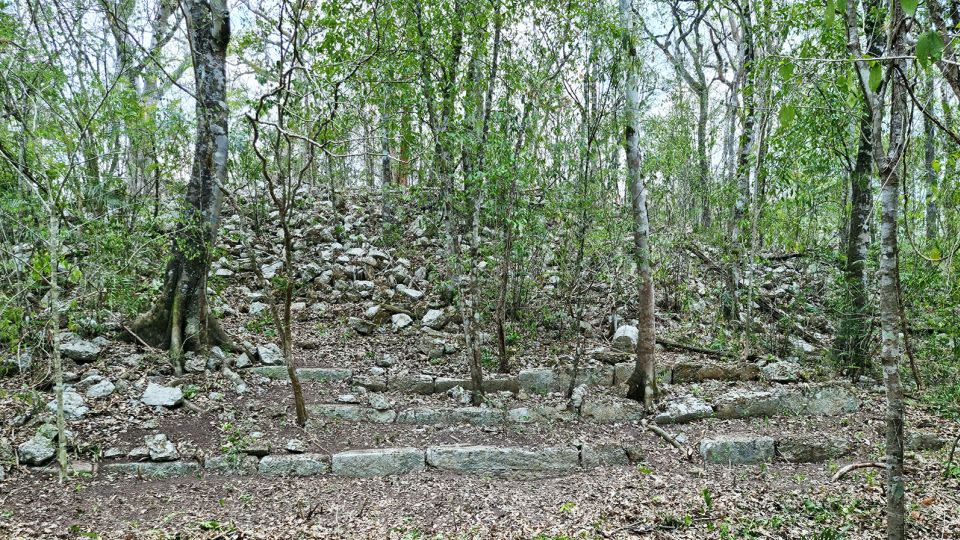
700,433,774,464
331,447,425,477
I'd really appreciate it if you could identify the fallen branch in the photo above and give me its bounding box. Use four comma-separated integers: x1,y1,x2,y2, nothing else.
656,338,731,358
642,419,692,460
832,461,884,482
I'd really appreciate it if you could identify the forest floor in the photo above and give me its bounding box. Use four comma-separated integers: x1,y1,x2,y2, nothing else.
1,196,958,539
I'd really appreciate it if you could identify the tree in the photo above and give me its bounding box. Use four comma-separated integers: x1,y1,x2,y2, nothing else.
836,0,882,378
621,0,657,408
130,0,232,372
845,0,910,537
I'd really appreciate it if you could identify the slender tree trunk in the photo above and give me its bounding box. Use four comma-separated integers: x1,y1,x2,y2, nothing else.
924,74,939,241
496,102,530,373
47,197,67,481
836,111,874,377
130,0,232,371
878,2,908,537
381,102,395,236
728,1,755,326
621,0,657,408
696,86,711,229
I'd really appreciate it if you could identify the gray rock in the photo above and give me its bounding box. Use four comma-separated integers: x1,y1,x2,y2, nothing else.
426,445,579,473
581,443,630,468
446,386,473,405
249,301,268,315
103,461,200,478
337,394,359,404
141,383,183,408
580,400,645,423
518,368,556,395
421,309,447,329
396,407,505,426
349,317,374,335
286,439,308,453
183,354,207,373
396,285,424,301
655,396,714,424
391,313,413,331
18,435,55,465
906,432,947,451
507,407,539,423
204,454,259,475
713,390,780,419
367,394,391,411
612,325,639,353
700,433,775,464
258,454,330,476
249,366,352,381
761,361,802,383
776,436,851,463
257,343,283,365
801,385,859,416
85,379,115,399
127,446,150,460
392,374,435,395
234,353,252,369
60,337,101,363
332,447,426,477
47,391,89,419
145,434,179,462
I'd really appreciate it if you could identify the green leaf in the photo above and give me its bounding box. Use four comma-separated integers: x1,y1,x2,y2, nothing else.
779,61,795,81
825,0,836,28
869,62,882,92
779,103,796,128
916,31,945,69
932,159,942,172
902,0,918,17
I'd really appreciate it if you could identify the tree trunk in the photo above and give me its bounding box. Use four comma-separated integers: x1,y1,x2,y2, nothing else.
924,74,939,241
620,0,657,409
836,111,874,377
728,1,756,325
381,102,395,237
47,196,67,481
130,0,231,372
696,85,711,229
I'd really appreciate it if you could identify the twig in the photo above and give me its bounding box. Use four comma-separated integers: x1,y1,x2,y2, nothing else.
122,324,161,353
641,419,692,460
832,461,884,482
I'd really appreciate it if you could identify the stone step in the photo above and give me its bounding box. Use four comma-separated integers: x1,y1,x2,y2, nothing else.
85,442,646,479
302,383,858,428
60,429,852,481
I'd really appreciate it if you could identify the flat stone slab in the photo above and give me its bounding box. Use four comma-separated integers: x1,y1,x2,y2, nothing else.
517,368,556,395
581,443,630,468
332,447,425,477
396,407,505,426
103,461,200,478
249,366,353,381
776,436,851,463
655,396,714,424
580,400,645,423
713,384,858,419
700,433,775,464
426,445,579,473
204,454,259,475
259,454,330,476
